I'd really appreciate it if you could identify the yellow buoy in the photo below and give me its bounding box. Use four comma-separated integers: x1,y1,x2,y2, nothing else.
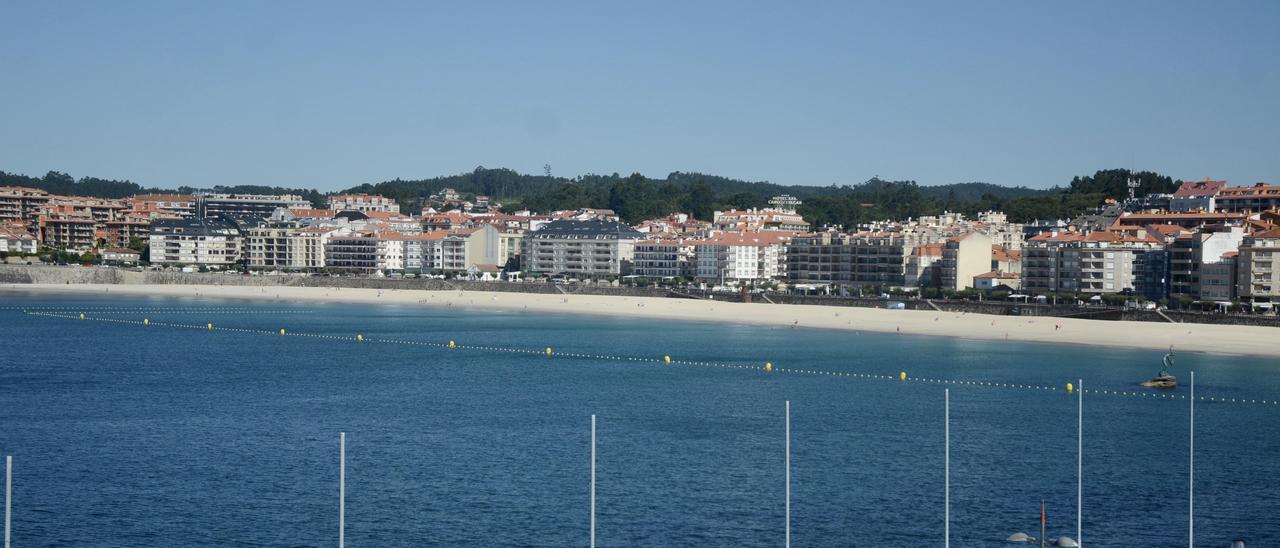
357,334,363,342
664,355,671,364
765,362,773,372
207,323,213,330
1066,382,1074,394
546,347,553,356
449,340,456,348
900,371,907,381
143,318,149,325
79,313,85,320
280,328,286,336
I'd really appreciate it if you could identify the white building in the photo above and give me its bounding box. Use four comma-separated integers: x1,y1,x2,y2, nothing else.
243,223,335,270
327,194,399,213
0,226,38,254
694,232,793,283
524,220,645,277
148,218,242,267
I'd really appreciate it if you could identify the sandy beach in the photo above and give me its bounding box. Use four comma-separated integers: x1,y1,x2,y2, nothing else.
6,282,1280,358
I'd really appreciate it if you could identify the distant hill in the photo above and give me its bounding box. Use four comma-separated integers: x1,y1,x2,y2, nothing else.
2,166,1178,225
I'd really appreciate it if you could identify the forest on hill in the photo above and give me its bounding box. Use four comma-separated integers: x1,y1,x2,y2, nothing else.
2,167,1180,226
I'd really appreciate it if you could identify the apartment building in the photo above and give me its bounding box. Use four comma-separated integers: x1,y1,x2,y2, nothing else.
786,232,852,286
0,226,38,254
38,215,97,250
148,218,242,267
712,208,810,232
1215,183,1280,213
1236,228,1280,306
0,187,51,226
787,231,911,288
130,194,196,218
1169,180,1226,212
693,232,792,283
438,225,501,272
325,231,381,273
197,194,311,218
938,232,993,290
523,220,644,277
243,222,334,270
102,219,151,249
1168,226,1245,301
327,193,399,213
634,239,695,278
1023,230,1165,295
904,243,943,288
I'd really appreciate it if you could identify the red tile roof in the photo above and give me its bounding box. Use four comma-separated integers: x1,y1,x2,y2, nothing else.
1172,179,1226,198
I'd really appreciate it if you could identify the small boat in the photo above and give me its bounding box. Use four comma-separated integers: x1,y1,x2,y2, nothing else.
1140,346,1178,389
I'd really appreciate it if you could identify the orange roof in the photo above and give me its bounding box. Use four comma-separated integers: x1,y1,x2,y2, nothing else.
690,231,795,247
912,243,944,257
289,208,337,218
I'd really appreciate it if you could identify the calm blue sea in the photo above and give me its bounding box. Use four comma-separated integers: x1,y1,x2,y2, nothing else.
1,292,1278,547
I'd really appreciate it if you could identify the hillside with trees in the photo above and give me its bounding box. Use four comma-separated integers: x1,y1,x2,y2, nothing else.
2,166,1182,226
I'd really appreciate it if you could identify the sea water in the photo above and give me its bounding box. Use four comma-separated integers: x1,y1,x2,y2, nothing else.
1,292,1277,546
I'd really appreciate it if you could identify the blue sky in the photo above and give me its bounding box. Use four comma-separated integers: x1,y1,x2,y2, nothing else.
1,1,1277,191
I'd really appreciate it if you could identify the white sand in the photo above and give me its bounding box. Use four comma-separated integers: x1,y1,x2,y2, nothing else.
7,283,1279,358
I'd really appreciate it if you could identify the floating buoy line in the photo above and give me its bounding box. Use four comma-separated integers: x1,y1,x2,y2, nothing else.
2,306,312,314
22,310,1280,407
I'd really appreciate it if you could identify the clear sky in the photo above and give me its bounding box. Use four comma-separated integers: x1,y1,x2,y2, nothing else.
2,1,1277,191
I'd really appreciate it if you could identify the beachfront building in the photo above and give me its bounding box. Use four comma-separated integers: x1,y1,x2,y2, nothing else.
693,232,792,283
905,243,943,288
148,218,243,267
100,247,142,265
938,232,993,290
634,239,695,279
787,231,911,289
0,225,38,254
197,193,311,218
786,232,852,286
523,220,644,277
243,223,336,271
1168,225,1245,302
327,193,399,213
973,271,1021,290
1215,183,1280,213
0,187,52,227
37,215,97,250
1169,180,1227,212
325,231,381,273
1236,227,1280,307
438,225,501,273
1022,229,1166,296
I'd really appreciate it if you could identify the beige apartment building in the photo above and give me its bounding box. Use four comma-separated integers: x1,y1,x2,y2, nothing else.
939,232,993,290
1237,227,1280,306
